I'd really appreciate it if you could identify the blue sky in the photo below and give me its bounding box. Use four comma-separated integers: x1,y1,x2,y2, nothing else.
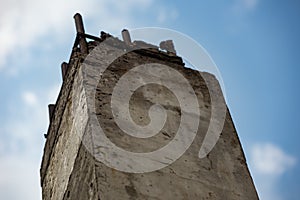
0,0,299,199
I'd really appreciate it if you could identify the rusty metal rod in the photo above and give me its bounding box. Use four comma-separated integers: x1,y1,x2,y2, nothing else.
81,33,102,41
61,62,68,81
48,104,55,121
73,13,88,54
73,33,102,49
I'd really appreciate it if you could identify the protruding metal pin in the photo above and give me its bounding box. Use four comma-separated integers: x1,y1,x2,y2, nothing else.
48,104,55,121
73,13,88,54
100,31,111,40
61,62,68,81
122,29,132,45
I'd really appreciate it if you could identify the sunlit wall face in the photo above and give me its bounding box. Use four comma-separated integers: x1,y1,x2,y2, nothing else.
0,1,299,200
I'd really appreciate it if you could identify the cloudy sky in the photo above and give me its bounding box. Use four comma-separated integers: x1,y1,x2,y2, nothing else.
0,0,299,199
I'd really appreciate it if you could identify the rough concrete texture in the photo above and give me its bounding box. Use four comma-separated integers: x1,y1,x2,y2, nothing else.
40,36,258,200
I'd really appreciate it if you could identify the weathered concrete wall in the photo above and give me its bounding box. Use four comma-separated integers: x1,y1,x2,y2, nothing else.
40,37,258,200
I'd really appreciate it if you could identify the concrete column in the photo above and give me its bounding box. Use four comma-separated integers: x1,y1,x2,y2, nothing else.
159,40,176,55
122,29,132,45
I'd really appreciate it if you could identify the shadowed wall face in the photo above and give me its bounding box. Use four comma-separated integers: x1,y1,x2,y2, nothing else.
40,28,258,199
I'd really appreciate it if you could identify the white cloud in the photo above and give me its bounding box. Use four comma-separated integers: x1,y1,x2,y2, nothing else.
232,0,258,12
3,85,60,154
251,143,296,175
22,91,38,106
47,84,61,103
0,156,41,200
0,84,60,200
242,0,258,9
249,143,297,200
225,0,259,34
157,8,178,24
0,0,160,71
0,1,176,199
